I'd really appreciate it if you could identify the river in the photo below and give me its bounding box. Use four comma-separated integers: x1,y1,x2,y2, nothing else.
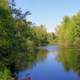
15,45,80,80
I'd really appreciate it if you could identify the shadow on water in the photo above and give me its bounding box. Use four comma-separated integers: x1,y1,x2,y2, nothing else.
16,48,48,80
57,48,80,76
0,47,48,80
0,45,80,80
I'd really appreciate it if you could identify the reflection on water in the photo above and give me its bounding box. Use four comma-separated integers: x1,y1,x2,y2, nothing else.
57,48,80,76
0,45,80,80
16,46,80,80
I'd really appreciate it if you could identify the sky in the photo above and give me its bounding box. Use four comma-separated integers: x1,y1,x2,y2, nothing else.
16,0,80,32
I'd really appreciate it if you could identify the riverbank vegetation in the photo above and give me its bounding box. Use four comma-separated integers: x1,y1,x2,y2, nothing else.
56,12,80,48
0,0,80,80
0,0,55,79
0,0,55,61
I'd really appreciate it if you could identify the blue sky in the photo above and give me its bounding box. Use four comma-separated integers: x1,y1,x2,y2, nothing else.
16,0,80,32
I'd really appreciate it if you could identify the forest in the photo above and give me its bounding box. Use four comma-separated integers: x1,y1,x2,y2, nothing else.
0,0,55,80
0,0,80,80
56,13,80,48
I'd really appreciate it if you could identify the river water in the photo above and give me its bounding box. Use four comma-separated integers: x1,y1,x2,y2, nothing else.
16,45,80,80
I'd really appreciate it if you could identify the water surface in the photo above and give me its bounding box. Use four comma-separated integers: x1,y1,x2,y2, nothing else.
17,45,80,80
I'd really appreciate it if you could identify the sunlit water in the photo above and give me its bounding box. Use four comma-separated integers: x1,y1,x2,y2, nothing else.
16,45,80,80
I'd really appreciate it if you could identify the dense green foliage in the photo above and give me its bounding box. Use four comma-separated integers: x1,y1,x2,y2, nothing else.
56,12,80,48
1,0,80,79
0,68,11,80
0,0,54,60
0,0,55,79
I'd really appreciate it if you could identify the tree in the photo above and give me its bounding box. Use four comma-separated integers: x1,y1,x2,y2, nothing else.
56,12,80,48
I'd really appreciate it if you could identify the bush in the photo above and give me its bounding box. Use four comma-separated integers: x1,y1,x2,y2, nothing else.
0,68,11,80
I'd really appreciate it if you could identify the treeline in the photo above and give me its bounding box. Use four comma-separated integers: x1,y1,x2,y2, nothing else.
56,12,80,48
0,0,55,79
0,0,55,56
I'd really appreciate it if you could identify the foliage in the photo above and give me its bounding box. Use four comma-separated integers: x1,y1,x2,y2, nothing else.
0,0,55,79
56,12,80,48
28,25,49,46
0,68,11,80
